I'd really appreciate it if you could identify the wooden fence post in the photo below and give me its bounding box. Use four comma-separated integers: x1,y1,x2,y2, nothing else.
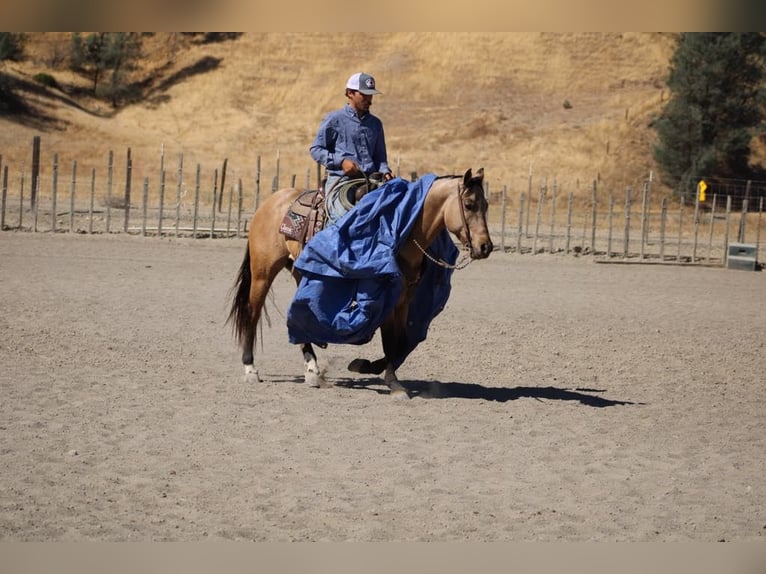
517,193,524,254
88,168,95,234
548,179,557,253
218,158,227,213
623,186,632,258
500,184,507,252
51,153,59,233
1,165,7,231
640,181,648,260
236,177,243,238
106,150,113,233
607,193,614,257
566,191,573,254
193,163,201,238
692,181,701,262
123,148,132,233
677,196,685,262
532,179,545,254
141,177,149,236
31,135,40,209
175,152,183,237
590,180,597,254
69,160,77,233
706,194,717,262
723,195,732,263
659,197,667,261
255,156,261,211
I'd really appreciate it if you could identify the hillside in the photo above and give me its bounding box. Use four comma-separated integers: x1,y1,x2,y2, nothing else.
1,32,679,198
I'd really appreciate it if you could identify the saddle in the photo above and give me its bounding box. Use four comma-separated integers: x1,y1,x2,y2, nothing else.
279,188,327,246
280,173,387,246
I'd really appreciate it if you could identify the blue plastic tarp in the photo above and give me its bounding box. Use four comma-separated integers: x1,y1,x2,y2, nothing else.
286,174,458,368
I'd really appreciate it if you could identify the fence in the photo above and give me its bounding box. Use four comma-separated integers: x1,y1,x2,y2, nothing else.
1,147,764,267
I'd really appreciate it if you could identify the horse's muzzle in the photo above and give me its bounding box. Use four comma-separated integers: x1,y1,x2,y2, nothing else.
471,240,493,259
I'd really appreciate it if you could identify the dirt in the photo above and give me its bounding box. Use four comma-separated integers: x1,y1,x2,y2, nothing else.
1,232,765,541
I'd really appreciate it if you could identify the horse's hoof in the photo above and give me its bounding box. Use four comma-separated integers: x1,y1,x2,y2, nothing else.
389,389,411,400
347,358,372,374
244,369,261,384
306,371,331,388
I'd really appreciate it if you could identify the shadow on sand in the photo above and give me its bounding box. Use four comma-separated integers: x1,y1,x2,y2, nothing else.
334,378,639,407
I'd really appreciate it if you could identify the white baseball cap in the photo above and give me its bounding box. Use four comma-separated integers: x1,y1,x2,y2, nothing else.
346,72,381,95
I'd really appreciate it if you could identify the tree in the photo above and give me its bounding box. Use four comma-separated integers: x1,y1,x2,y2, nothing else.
653,33,766,195
69,32,142,107
0,32,25,61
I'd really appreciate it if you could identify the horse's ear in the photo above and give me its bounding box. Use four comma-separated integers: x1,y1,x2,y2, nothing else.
463,168,484,186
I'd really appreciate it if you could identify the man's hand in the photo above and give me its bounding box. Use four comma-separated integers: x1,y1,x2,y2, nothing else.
383,171,394,181
341,158,362,177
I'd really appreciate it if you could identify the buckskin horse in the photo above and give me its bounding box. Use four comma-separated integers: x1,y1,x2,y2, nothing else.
228,168,493,399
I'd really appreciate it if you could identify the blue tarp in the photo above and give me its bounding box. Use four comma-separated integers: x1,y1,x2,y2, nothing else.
286,174,458,368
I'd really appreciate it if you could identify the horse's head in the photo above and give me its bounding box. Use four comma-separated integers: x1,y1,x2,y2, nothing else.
448,168,493,259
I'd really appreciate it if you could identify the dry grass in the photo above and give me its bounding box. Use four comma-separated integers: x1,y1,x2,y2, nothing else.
1,32,687,200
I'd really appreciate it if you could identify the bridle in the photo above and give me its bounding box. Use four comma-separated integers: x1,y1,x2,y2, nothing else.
411,178,477,270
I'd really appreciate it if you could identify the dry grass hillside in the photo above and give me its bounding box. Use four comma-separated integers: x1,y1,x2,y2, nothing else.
1,32,679,201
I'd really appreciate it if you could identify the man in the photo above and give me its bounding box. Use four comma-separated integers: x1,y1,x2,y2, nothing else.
309,72,394,222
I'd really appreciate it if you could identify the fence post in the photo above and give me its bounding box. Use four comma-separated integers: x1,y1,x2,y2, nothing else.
237,177,243,238
193,164,201,239
51,153,59,233
123,148,132,233
723,195,732,266
19,164,25,230
218,158,227,213
659,197,667,261
1,165,7,230
738,198,749,243
640,181,648,260
106,150,113,233
590,180,597,254
607,193,614,257
141,177,149,236
566,191,573,254
69,160,77,233
692,181,701,262
532,179,545,254
175,153,183,237
255,156,261,211
517,193,524,254
677,196,685,262
500,185,507,252
756,197,763,264
226,182,233,236
31,135,40,209
623,186,632,258
706,194,717,262
548,179,557,253
88,167,95,234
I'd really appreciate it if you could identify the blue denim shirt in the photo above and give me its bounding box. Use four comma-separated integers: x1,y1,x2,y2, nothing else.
309,103,390,177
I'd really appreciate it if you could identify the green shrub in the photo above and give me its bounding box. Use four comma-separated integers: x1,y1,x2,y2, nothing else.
33,73,59,89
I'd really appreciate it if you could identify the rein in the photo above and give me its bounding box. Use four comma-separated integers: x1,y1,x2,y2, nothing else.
411,179,474,271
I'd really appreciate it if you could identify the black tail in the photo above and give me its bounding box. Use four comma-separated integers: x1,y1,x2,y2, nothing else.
227,244,252,346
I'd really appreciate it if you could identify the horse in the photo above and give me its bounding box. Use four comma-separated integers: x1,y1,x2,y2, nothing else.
227,168,493,399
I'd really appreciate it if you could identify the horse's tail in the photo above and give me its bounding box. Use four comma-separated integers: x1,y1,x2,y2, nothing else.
227,243,252,345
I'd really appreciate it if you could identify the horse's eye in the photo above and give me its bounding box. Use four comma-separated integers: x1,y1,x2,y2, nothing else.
464,200,477,212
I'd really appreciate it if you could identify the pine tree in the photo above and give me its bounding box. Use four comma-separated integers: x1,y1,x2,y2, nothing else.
653,33,766,196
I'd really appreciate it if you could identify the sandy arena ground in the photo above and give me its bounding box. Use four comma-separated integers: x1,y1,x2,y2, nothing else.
1,232,765,542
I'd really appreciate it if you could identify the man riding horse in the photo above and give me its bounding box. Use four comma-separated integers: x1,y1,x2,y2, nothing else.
309,72,394,223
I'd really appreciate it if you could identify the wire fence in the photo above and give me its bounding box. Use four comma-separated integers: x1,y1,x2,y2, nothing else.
1,145,764,268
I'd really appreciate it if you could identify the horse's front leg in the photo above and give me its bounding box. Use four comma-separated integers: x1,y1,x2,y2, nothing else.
379,309,411,400
301,343,331,388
